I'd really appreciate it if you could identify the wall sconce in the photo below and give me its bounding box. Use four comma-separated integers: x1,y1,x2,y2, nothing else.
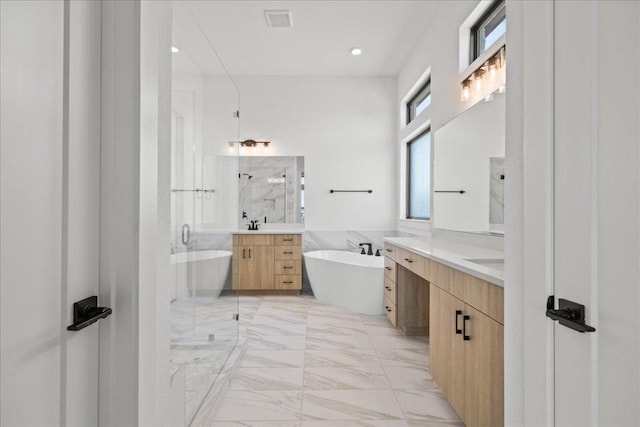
461,46,506,102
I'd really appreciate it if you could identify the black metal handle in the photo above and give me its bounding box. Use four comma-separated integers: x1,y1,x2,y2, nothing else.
283,251,293,254
243,249,246,258
385,286,392,291
330,189,373,193
455,310,463,334
385,306,392,312
385,249,392,252
67,296,112,331
385,267,392,271
283,266,293,269
404,258,413,263
463,315,470,340
283,238,294,241
248,249,251,259
283,281,293,284
545,296,596,333
434,190,466,194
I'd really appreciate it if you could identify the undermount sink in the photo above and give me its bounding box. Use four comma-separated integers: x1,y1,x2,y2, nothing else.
464,258,505,269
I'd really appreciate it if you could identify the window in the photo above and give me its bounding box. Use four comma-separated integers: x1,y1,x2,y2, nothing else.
406,129,431,220
407,80,431,124
470,0,506,62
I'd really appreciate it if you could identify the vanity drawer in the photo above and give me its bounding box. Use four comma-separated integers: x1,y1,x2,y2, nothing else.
274,234,301,246
397,247,424,275
384,257,396,281
275,246,301,260
238,234,274,246
384,276,397,303
384,296,397,327
384,243,397,261
275,260,301,275
274,274,301,290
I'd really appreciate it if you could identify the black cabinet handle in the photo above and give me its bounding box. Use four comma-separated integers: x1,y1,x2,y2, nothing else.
283,238,294,241
385,249,392,252
283,251,293,255
248,249,251,259
385,267,392,271
283,266,293,269
404,258,413,263
455,310,463,334
67,296,112,332
385,286,392,291
242,249,246,259
463,315,470,341
283,281,293,284
385,306,392,312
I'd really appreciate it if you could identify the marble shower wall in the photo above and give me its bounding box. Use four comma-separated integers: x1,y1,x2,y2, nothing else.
239,156,303,224
489,157,504,225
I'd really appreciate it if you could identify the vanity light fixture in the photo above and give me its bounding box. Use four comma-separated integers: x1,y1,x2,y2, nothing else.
228,139,272,154
460,46,506,102
350,47,363,56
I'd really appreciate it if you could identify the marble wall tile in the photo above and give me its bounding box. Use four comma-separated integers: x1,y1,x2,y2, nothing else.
489,157,505,225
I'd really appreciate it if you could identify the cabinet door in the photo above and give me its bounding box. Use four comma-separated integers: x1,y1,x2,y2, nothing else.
445,291,466,418
463,305,504,427
238,245,274,289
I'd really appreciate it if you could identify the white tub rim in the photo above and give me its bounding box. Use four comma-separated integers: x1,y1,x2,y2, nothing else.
303,250,383,268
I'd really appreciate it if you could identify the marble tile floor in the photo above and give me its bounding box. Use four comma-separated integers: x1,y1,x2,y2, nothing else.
191,295,464,427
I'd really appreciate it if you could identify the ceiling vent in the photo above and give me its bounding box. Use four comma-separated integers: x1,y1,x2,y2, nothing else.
264,9,293,28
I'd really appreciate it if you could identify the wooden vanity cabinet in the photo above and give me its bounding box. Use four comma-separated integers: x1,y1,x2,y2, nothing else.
429,261,504,427
233,234,302,293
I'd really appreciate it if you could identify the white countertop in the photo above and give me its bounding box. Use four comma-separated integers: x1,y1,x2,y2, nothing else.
384,237,504,287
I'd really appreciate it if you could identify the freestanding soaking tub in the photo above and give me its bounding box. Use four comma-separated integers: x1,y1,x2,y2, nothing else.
171,250,232,299
303,250,384,315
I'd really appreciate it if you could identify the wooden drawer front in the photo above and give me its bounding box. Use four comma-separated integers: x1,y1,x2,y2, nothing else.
238,234,274,246
275,246,301,260
384,243,397,261
384,257,396,281
384,295,397,326
461,273,504,324
275,260,301,275
420,257,431,282
397,247,424,276
274,234,301,246
275,274,301,290
384,276,397,303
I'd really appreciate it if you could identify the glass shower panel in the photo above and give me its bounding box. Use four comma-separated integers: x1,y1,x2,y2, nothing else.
170,1,240,424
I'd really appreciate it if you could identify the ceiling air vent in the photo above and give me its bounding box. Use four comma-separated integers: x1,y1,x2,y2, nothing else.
264,9,293,28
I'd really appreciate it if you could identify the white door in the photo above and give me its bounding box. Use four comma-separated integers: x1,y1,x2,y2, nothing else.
1,1,104,426
552,1,640,425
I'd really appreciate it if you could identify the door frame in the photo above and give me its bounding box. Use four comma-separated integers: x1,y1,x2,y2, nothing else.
504,0,556,425
98,1,172,426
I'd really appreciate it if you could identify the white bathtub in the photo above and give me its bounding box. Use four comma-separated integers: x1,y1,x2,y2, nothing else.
171,250,232,300
303,250,384,315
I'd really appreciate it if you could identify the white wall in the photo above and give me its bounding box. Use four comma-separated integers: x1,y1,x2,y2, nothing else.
395,1,506,238
205,75,398,231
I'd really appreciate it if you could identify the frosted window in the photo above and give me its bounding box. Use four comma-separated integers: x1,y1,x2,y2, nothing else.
407,80,431,124
472,0,506,60
407,130,431,219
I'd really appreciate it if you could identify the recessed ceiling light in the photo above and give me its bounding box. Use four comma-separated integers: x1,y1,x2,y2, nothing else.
171,46,180,53
350,47,363,56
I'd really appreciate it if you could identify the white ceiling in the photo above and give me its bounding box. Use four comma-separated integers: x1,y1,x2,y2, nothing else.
172,1,444,77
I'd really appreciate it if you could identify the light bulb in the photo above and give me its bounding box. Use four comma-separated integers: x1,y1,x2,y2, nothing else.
487,58,498,81
461,79,471,102
474,69,485,91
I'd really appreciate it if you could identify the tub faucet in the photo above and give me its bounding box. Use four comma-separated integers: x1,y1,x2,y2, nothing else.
359,243,373,256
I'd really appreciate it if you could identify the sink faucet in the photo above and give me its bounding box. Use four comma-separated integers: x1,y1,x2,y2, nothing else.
359,243,373,256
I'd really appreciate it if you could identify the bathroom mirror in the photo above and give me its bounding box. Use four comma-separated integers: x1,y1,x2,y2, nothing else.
433,90,505,233
239,156,305,224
